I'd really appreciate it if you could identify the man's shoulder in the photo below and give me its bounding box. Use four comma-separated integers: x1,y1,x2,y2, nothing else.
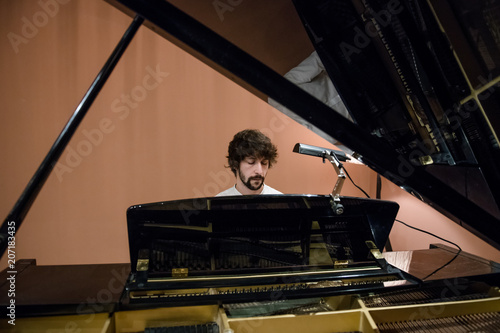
216,184,282,196
262,184,283,194
215,186,240,197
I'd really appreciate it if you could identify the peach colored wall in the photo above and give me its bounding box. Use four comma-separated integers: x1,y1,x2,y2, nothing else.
382,178,500,262
1,0,499,269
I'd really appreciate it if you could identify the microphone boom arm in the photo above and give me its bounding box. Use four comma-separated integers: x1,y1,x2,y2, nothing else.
323,152,346,215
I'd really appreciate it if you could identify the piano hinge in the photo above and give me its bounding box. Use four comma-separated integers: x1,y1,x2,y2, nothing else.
136,249,150,272
370,248,384,259
365,241,384,259
334,260,349,268
419,155,434,165
137,259,149,271
172,268,188,278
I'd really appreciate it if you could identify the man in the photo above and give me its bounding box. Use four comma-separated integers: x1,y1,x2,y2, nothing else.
216,129,282,196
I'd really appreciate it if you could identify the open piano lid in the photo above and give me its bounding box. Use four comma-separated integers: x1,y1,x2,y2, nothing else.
105,0,500,250
126,195,400,287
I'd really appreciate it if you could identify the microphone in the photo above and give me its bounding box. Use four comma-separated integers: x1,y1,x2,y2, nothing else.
293,143,350,162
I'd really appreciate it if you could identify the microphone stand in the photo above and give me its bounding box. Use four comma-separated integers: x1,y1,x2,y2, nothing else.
323,152,346,215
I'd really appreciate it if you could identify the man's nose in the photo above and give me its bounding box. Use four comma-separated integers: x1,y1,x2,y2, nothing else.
254,162,263,174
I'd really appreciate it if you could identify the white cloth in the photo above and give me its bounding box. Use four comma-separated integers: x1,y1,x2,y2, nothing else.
216,184,282,197
280,51,351,121
268,51,355,156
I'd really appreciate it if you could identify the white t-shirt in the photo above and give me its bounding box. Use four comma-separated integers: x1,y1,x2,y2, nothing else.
216,184,282,197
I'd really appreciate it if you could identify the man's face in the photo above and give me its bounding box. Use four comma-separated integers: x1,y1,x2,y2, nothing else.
237,156,269,191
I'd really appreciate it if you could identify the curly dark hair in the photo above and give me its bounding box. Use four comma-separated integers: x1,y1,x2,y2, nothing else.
226,129,278,176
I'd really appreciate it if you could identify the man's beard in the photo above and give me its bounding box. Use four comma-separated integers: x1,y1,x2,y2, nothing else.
239,170,264,191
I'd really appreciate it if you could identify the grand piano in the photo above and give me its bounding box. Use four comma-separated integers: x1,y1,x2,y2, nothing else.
1,0,500,332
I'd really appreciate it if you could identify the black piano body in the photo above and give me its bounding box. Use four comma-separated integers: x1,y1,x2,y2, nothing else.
2,195,500,331
2,0,500,331
117,195,500,332
123,195,405,306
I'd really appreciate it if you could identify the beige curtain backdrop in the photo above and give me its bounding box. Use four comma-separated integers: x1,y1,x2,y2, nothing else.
1,0,498,268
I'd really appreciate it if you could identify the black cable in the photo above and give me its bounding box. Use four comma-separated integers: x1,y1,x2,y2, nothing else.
343,167,371,198
377,173,393,251
344,169,464,279
396,218,462,280
396,219,462,252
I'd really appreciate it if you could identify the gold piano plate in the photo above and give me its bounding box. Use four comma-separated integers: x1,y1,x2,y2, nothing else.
6,294,499,333
112,293,500,332
0,312,113,333
114,304,220,333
